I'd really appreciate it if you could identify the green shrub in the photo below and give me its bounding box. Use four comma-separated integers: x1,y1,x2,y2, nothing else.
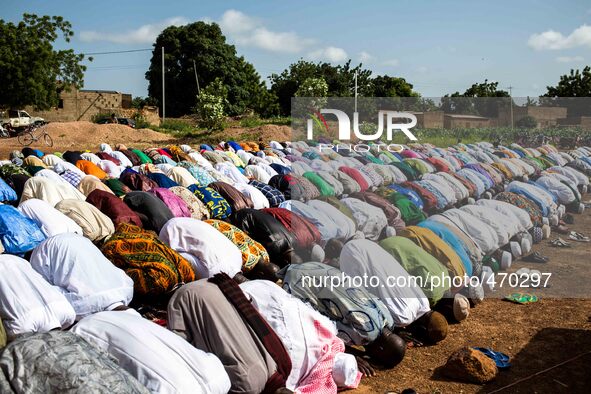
515,115,538,128
195,79,227,130
132,112,152,129
158,119,195,133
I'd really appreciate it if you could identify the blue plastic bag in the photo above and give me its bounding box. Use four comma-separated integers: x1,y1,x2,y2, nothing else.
0,205,46,255
0,178,17,202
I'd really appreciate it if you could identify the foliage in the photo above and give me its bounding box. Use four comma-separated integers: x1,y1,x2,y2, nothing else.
515,115,538,128
295,77,329,113
295,77,329,97
0,13,88,110
371,75,419,97
270,60,372,115
239,116,291,128
442,80,510,118
157,119,197,134
195,78,227,130
270,60,421,116
132,112,152,128
91,112,114,123
545,66,591,97
131,96,158,109
542,66,591,117
146,21,271,118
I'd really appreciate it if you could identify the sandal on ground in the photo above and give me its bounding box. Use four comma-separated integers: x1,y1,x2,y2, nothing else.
522,252,549,263
550,238,571,247
504,292,538,304
473,347,512,369
569,231,590,242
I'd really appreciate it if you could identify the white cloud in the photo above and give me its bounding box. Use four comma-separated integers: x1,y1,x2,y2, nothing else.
308,46,348,63
219,9,313,53
417,66,428,73
528,25,591,50
358,51,373,63
80,17,188,44
381,59,400,67
556,55,585,63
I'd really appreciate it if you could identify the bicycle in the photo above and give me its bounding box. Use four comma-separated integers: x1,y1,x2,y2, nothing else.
17,124,53,147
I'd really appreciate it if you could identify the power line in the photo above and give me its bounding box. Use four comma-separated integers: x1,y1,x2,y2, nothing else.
82,48,152,56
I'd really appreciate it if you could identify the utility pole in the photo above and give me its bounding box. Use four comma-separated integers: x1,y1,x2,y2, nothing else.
354,70,358,113
161,46,165,121
507,85,513,130
193,60,200,95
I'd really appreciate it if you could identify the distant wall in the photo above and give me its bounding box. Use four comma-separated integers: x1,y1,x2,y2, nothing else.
25,88,142,123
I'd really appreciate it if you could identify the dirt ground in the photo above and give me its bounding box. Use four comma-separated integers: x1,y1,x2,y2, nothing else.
0,121,293,158
0,121,174,158
354,209,591,393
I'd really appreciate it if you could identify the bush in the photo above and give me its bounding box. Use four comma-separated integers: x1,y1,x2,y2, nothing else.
195,79,227,130
158,119,196,133
132,112,152,129
515,115,538,128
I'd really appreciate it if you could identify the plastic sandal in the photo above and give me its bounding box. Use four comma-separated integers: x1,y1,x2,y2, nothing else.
473,347,512,369
504,292,539,304
522,252,549,263
569,231,590,242
550,238,571,247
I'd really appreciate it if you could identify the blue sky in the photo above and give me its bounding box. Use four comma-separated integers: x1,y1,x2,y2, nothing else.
4,0,591,98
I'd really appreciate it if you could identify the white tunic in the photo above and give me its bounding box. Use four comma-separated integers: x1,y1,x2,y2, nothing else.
0,255,76,339
30,233,134,319
159,217,242,278
71,309,231,394
339,239,431,327
240,280,359,391
18,198,83,237
20,177,86,207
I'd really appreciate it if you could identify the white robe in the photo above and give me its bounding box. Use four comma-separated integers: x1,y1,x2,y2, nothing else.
71,309,231,394
234,183,270,209
159,217,242,278
0,255,76,339
240,280,360,391
339,239,431,327
29,233,134,319
20,177,86,207
475,199,533,232
18,198,83,237
431,209,499,255
460,205,515,247
340,198,388,241
307,199,357,241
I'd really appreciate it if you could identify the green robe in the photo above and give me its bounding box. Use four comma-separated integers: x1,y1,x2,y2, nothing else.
379,236,450,305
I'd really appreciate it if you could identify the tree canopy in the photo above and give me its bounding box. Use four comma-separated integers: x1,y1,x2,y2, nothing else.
146,21,275,118
0,13,87,110
541,66,591,117
544,66,591,97
269,60,419,116
442,79,510,117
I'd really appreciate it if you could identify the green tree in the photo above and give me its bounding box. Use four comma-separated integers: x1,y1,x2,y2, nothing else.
545,66,591,97
146,22,272,118
542,66,591,116
0,13,87,110
371,75,418,97
269,60,374,115
442,79,509,117
131,96,158,109
515,115,538,128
